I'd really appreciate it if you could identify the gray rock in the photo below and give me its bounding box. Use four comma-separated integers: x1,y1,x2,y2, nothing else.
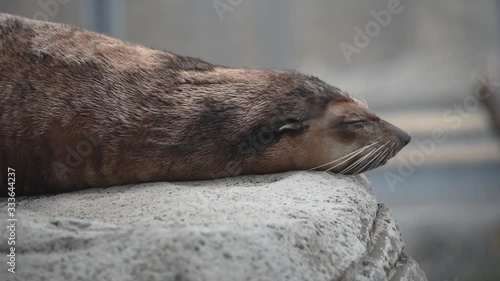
0,171,427,281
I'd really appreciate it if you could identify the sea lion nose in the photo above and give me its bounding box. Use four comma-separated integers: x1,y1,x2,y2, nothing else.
382,120,411,146
401,132,411,146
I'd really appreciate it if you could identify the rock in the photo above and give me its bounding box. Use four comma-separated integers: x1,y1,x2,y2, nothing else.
0,171,427,281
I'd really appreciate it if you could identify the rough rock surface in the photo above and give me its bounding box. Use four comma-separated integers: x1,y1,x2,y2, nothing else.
0,171,427,281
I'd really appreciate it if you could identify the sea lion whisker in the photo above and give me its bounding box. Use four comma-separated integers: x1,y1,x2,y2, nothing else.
348,141,389,173
377,145,392,166
385,142,396,160
308,141,378,171
352,141,389,174
339,150,375,174
325,149,366,172
382,154,391,167
323,142,379,172
356,152,381,174
359,142,390,173
387,142,396,158
369,143,392,171
343,149,376,173
358,97,368,107
339,144,381,174
322,141,379,168
382,142,397,168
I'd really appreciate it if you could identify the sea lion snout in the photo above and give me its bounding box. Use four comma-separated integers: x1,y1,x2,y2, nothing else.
401,131,411,146
381,119,411,147
299,97,412,175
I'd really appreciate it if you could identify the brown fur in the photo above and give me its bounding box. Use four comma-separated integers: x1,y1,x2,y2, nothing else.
0,14,409,195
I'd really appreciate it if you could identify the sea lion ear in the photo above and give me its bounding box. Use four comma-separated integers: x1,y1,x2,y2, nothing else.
278,121,303,133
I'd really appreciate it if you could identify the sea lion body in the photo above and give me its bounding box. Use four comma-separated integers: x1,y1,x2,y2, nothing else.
0,14,410,195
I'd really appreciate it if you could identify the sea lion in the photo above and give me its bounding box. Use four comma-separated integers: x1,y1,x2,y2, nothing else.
0,13,410,195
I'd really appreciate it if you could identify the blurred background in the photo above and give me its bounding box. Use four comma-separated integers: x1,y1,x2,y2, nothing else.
1,0,499,280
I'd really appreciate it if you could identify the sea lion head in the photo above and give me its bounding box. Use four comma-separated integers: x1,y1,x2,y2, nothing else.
305,95,410,174
256,74,411,175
